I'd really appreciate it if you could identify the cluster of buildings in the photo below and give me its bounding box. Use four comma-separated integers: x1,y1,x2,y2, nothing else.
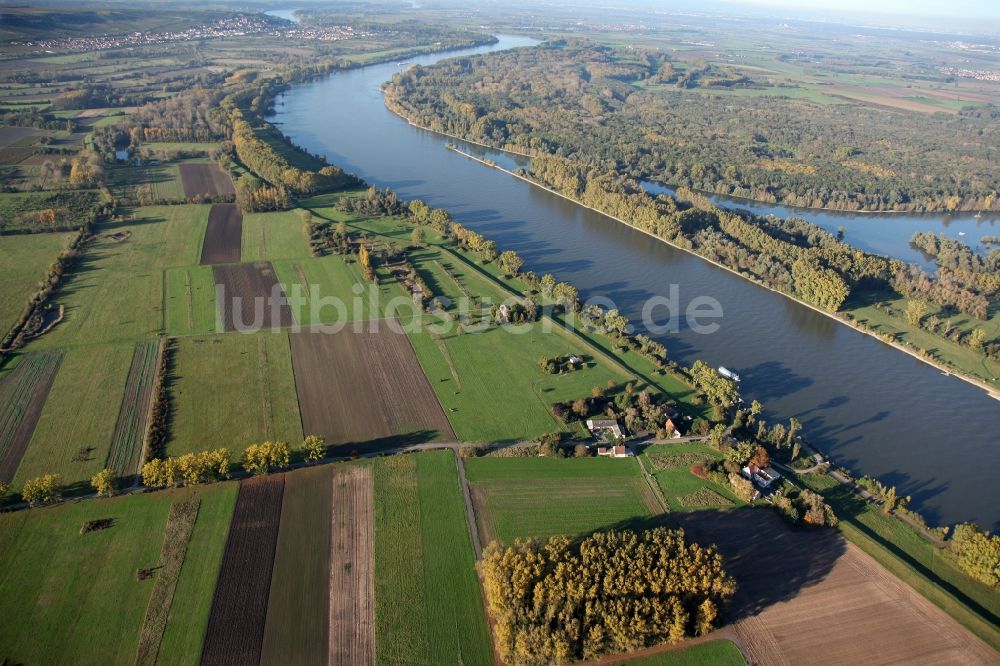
939,66,1000,82
18,14,375,53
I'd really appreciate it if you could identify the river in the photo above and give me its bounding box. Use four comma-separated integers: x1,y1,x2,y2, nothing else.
270,35,1000,530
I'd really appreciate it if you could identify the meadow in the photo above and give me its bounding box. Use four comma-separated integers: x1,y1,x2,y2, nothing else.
373,452,493,665
0,231,71,336
0,482,235,665
167,332,303,456
463,456,661,543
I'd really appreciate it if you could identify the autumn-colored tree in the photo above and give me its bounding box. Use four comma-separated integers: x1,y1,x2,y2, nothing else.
482,528,735,664
497,250,524,276
302,434,326,462
22,474,61,506
749,445,770,469
949,523,1000,586
91,468,116,497
728,472,757,502
243,441,291,475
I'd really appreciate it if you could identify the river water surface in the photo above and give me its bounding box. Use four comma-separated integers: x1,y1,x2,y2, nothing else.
271,35,1000,530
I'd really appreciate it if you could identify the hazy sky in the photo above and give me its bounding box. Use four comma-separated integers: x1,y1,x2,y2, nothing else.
722,0,1000,20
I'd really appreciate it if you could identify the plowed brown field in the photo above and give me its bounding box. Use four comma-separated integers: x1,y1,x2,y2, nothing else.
213,262,293,332
329,466,375,666
201,474,285,666
178,162,234,198
677,509,998,665
0,351,62,482
200,204,242,265
288,326,455,446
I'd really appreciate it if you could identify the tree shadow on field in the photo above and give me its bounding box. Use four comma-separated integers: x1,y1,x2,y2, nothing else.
332,428,440,457
591,508,847,624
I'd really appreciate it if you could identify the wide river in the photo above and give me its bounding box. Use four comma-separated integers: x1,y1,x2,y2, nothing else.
271,35,1000,530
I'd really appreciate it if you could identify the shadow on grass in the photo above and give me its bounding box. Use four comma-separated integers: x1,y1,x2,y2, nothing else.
331,428,441,457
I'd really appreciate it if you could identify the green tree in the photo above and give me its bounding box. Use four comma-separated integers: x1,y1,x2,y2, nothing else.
905,299,928,326
410,226,425,247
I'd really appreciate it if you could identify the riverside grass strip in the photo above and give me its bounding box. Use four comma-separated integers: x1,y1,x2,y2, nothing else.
200,474,285,666
135,499,201,666
0,350,62,482
106,339,160,476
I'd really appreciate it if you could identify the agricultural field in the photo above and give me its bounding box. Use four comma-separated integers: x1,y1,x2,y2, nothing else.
272,255,412,327
106,161,186,202
0,350,63,483
201,474,285,666
260,464,334,666
641,443,741,511
372,451,493,666
212,262,293,332
178,162,234,198
15,342,132,488
407,319,637,442
288,326,455,451
105,339,161,477
0,482,236,666
676,509,999,665
0,231,71,338
241,209,312,262
26,205,210,349
164,265,218,336
463,456,662,544
167,332,302,456
619,640,746,666
200,203,242,265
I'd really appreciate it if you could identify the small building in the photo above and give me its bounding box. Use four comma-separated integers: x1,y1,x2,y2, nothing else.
661,406,685,438
497,303,512,323
568,355,584,366
586,418,624,441
742,463,782,489
597,444,634,458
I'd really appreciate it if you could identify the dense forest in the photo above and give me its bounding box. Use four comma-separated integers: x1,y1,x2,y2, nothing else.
384,42,1000,213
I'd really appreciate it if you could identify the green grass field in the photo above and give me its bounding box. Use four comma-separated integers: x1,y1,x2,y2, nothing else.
408,318,635,442
106,162,186,201
621,640,745,665
373,452,493,665
641,443,742,511
157,483,238,666
28,205,209,349
167,332,303,457
0,231,70,336
165,265,218,336
796,471,1000,652
845,292,1000,388
464,456,660,543
15,342,132,488
241,209,311,262
0,190,101,230
0,483,234,665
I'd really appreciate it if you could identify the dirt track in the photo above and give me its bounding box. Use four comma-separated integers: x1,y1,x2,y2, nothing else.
289,326,455,446
178,162,235,198
676,509,998,665
213,262,293,332
200,204,242,265
201,474,285,666
329,466,375,666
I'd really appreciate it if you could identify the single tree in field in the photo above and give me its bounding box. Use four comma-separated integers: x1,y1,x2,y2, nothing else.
905,299,928,326
410,226,425,247
968,328,986,351
91,468,116,497
303,435,326,463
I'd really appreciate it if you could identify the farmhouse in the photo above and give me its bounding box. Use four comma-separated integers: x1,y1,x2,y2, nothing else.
597,444,634,458
586,418,624,441
742,463,782,489
662,406,686,438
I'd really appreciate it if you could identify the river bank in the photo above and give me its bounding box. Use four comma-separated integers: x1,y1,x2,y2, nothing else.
439,142,1000,400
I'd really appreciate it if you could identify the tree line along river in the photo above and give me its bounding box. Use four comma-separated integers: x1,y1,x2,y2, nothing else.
270,35,1000,530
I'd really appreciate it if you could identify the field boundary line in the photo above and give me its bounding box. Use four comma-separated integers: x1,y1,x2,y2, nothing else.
454,450,484,560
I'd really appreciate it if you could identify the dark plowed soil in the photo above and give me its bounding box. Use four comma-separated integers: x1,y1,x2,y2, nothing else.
178,162,235,198
200,204,242,265
213,262,293,332
201,474,285,666
0,351,62,483
289,326,455,447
